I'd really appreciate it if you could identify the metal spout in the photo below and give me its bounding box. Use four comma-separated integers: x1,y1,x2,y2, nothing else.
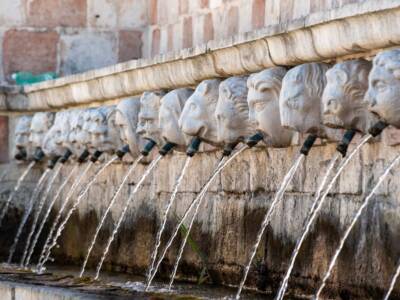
14,148,27,161
246,133,264,148
336,129,357,157
60,149,72,164
47,156,61,169
300,134,318,156
116,145,130,159
186,137,202,157
140,140,157,156
90,150,103,163
33,147,45,162
78,149,90,163
159,142,177,156
368,121,388,137
222,142,238,156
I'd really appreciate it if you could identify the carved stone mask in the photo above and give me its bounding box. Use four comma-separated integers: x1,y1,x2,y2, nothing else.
247,68,293,147
14,116,33,159
159,88,194,150
88,106,123,154
215,76,250,145
66,109,89,158
280,62,331,136
365,49,400,128
323,59,377,133
42,111,70,158
179,79,222,146
115,98,144,158
136,91,166,146
29,112,55,150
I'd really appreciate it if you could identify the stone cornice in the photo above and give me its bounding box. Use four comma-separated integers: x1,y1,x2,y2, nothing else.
1,0,400,113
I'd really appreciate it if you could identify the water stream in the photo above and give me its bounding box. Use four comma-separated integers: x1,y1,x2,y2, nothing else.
235,154,305,299
94,155,162,280
40,157,117,270
146,156,191,284
275,135,371,300
7,168,51,263
315,153,400,299
383,257,400,300
80,155,143,278
0,161,36,226
26,164,79,267
21,164,63,267
146,146,247,291
37,162,93,272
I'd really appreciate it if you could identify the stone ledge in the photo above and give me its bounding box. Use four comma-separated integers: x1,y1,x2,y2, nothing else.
2,0,400,113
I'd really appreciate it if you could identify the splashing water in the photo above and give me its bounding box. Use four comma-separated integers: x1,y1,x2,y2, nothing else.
27,164,78,268
94,155,162,280
37,162,93,271
21,164,63,267
275,154,340,300
383,258,400,300
39,158,115,270
7,168,51,264
146,157,192,283
146,146,247,291
80,155,143,278
235,154,305,299
315,153,400,300
0,161,35,227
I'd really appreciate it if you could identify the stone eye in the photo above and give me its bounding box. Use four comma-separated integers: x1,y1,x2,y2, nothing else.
254,101,266,112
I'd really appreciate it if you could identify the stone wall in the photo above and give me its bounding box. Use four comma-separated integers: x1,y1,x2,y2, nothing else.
1,139,400,298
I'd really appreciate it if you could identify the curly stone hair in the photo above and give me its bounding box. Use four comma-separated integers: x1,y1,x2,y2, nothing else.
373,49,400,79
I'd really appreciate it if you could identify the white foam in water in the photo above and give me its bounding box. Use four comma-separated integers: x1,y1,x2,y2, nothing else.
80,155,143,278
94,155,162,280
0,161,36,227
384,258,400,300
7,168,51,264
315,153,400,300
146,157,192,283
147,146,247,291
37,162,93,271
21,164,63,267
235,154,305,299
39,158,116,269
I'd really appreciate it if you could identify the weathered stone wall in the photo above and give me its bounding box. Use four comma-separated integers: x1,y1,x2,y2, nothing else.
1,138,400,298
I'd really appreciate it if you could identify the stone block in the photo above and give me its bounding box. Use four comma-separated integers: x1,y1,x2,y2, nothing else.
0,0,24,25
203,12,214,42
26,0,86,27
239,0,252,34
252,0,265,29
118,30,142,62
2,29,59,78
182,16,193,49
226,5,239,37
179,0,189,15
151,28,160,57
60,31,118,75
149,0,158,25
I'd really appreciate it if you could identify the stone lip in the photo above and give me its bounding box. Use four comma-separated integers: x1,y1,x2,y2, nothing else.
1,0,399,113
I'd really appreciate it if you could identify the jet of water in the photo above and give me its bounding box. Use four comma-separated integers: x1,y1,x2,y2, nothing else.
275,134,372,300
146,146,247,291
27,164,78,268
94,155,163,280
0,161,36,227
80,155,143,278
383,257,400,300
39,158,116,270
21,164,63,267
146,157,192,283
235,154,305,299
315,153,400,300
7,168,51,263
37,162,93,271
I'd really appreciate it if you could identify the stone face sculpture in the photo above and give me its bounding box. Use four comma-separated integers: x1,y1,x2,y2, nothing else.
215,76,250,145
42,111,71,158
280,62,331,136
179,79,222,147
247,68,293,147
159,88,194,151
323,59,377,133
65,109,90,159
14,116,33,160
29,112,55,160
115,98,143,158
365,49,400,128
136,91,166,147
88,106,123,155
